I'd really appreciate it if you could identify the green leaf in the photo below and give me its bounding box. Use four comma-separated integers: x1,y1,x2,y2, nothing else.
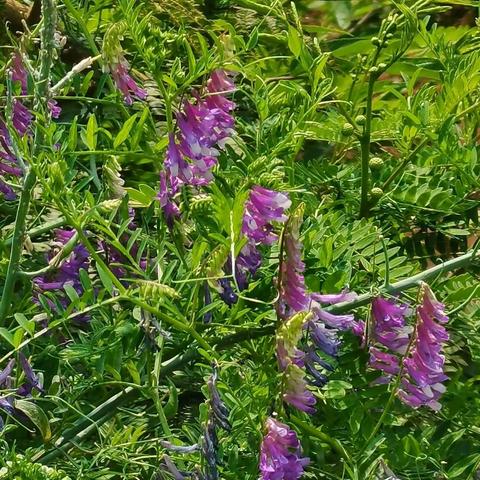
14,400,52,441
287,25,302,57
447,453,480,478
14,313,35,336
114,114,138,149
97,263,114,295
85,114,98,151
163,379,179,419
0,327,15,347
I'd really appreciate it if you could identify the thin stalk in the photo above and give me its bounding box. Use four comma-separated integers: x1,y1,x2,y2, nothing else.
2,217,66,247
359,73,376,218
329,248,480,314
380,138,428,192
0,171,36,322
151,331,172,437
363,321,417,448
126,297,213,352
0,0,56,323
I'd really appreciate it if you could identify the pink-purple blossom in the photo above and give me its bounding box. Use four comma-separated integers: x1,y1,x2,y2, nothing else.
398,284,449,411
158,70,236,223
259,417,309,480
283,364,316,414
372,297,412,354
110,58,147,105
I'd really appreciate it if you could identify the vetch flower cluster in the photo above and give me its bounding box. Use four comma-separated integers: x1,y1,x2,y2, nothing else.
0,354,43,429
276,313,316,413
158,70,236,227
218,186,291,305
277,205,358,395
33,229,90,319
103,24,147,106
259,417,309,480
398,283,449,411
368,297,412,382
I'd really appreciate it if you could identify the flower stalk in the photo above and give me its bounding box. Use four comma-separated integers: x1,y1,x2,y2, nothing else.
0,0,57,324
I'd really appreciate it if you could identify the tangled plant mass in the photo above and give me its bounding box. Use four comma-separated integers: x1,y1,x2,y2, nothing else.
0,1,479,479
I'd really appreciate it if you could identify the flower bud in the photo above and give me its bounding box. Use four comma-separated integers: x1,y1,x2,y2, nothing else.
369,157,384,171
378,63,387,70
370,187,384,199
355,115,366,126
369,66,379,74
341,123,355,136
371,37,381,46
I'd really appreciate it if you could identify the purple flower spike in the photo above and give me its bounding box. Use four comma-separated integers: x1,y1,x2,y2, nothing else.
260,417,309,480
372,297,412,354
111,59,147,105
158,69,236,225
12,99,33,136
398,284,449,411
283,364,316,414
17,353,43,396
11,52,28,95
243,186,291,245
48,99,62,118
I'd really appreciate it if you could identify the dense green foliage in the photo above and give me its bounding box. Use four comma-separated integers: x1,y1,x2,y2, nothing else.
0,0,479,479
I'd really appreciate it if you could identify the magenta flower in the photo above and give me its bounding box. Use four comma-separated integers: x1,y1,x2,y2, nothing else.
398,284,449,411
243,186,291,245
158,70,236,221
157,171,181,229
372,297,412,354
48,99,62,118
369,347,400,376
259,417,309,480
12,99,33,136
283,364,316,414
110,58,147,105
11,52,28,94
33,229,90,320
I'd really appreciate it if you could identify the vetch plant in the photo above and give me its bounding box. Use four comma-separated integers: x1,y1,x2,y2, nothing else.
0,1,479,479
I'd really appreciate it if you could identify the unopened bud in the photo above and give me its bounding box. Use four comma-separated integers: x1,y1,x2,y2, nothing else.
371,37,381,46
355,115,366,126
342,123,355,136
370,187,384,199
369,157,384,170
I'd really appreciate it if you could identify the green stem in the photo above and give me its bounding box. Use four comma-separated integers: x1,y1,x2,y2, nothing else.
290,415,352,464
2,217,66,247
359,74,376,219
380,138,428,192
0,171,37,322
329,248,480,314
126,297,213,352
0,0,56,323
